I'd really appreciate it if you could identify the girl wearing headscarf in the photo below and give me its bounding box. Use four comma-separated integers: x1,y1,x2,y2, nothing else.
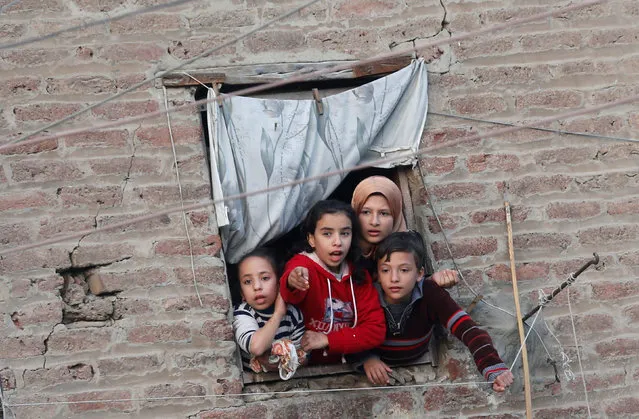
351,176,458,288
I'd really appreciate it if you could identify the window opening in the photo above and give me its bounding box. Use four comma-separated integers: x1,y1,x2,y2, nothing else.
184,59,440,384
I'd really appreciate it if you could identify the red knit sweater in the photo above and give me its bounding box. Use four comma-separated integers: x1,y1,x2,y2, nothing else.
280,253,386,364
376,279,508,381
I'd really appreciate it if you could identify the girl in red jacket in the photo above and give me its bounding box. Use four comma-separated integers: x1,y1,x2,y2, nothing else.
280,200,386,365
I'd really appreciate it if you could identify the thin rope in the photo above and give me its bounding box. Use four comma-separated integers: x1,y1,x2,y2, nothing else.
3,87,638,257
567,287,592,418
8,0,323,145
0,0,196,50
4,0,606,150
181,71,212,90
4,379,491,408
162,86,203,307
509,308,542,371
0,0,20,13
428,111,639,144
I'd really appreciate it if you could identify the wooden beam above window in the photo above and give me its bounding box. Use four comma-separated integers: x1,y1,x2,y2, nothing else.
158,55,414,87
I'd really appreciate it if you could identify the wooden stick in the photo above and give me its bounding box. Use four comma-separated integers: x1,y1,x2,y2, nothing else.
505,201,533,419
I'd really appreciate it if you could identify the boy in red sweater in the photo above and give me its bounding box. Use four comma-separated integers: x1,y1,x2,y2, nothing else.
281,200,386,365
362,231,514,391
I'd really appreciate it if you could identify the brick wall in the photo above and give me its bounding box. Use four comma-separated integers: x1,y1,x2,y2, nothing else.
1,0,638,417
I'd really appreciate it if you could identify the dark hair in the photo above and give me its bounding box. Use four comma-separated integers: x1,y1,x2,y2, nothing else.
299,199,367,284
375,231,426,270
237,247,280,279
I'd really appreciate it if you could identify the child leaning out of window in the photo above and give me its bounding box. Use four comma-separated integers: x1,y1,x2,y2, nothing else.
232,248,306,378
359,231,514,392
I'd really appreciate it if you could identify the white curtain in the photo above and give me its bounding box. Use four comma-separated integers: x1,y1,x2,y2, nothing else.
208,58,428,263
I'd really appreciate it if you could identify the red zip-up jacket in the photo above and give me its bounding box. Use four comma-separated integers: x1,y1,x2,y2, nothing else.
280,253,386,364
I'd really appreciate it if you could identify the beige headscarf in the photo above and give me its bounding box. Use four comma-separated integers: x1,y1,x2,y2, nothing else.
351,176,407,256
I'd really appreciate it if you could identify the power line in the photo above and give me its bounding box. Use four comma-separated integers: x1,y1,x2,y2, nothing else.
1,0,607,153
7,0,323,145
428,111,639,144
5,379,491,408
1,85,636,257
0,0,196,50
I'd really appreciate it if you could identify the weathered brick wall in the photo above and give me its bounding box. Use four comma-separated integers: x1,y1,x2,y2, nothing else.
1,0,638,417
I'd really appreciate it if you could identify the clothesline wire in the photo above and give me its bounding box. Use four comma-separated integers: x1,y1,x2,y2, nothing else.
2,0,606,152
6,0,323,146
5,379,491,408
0,0,197,50
428,111,639,144
1,85,637,258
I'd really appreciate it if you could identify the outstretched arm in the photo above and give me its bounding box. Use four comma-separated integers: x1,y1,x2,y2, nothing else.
428,283,509,386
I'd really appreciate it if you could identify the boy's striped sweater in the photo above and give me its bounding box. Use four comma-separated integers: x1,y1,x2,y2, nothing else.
374,279,508,382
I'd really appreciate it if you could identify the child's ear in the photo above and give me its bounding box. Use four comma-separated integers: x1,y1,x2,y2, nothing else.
416,267,425,282
307,233,316,249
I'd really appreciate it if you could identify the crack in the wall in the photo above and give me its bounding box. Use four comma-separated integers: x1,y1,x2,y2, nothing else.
120,134,137,207
439,0,449,31
69,207,100,265
389,0,454,75
389,0,449,49
41,324,58,369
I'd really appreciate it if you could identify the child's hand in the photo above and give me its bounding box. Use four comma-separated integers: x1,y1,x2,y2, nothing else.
254,353,279,372
363,357,392,385
288,267,309,291
274,293,287,317
301,330,328,352
431,269,459,288
492,370,514,392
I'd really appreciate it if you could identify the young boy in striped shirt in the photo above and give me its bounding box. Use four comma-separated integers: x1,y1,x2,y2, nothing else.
362,231,514,391
232,248,305,373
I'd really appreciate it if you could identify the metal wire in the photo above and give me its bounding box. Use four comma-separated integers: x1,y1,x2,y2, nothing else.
0,0,196,50
428,111,639,144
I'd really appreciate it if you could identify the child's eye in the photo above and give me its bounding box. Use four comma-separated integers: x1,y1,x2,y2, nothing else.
361,209,370,215
381,211,391,217
242,279,252,285
401,268,410,273
341,231,351,237
261,275,271,281
380,268,389,273
323,232,331,237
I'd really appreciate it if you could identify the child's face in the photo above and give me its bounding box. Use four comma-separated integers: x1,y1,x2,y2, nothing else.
239,256,279,310
358,194,394,245
308,212,352,273
377,251,425,304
